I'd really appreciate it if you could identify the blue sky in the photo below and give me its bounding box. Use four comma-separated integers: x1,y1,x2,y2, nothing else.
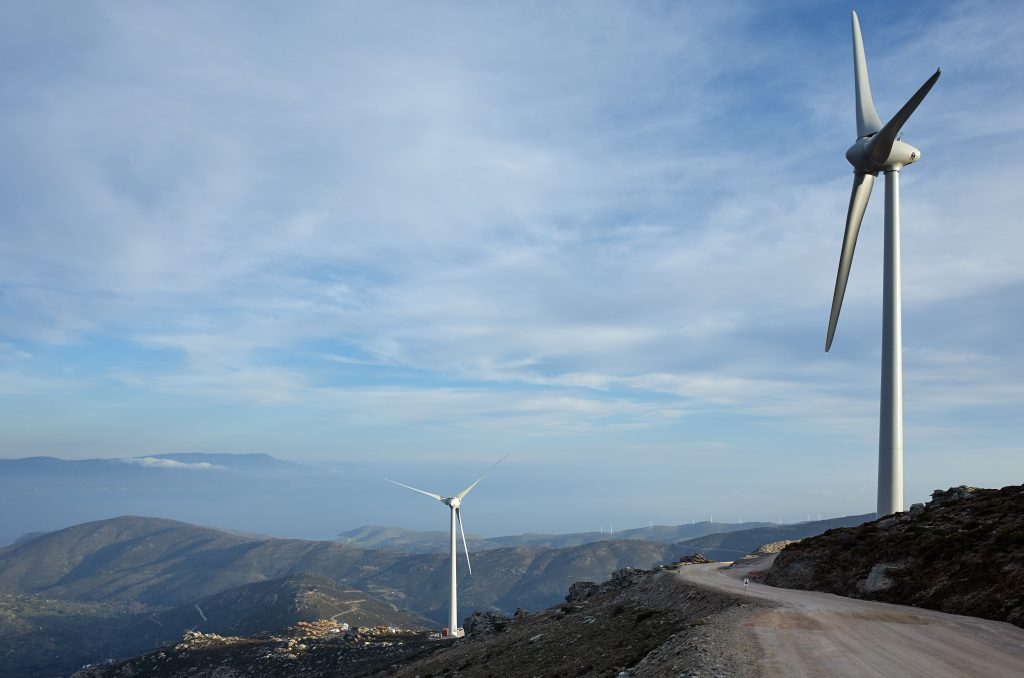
1,1,1022,533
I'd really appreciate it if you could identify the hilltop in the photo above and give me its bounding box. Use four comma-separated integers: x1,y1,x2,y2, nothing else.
766,484,1024,626
0,453,315,546
151,574,432,637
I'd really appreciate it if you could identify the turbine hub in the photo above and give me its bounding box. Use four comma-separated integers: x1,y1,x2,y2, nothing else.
447,497,461,508
886,139,921,169
846,137,921,172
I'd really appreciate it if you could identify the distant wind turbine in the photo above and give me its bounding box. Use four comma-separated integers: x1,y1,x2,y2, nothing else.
826,11,940,518
386,453,508,637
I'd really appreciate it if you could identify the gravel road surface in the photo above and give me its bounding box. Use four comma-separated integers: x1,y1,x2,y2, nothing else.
677,556,1024,677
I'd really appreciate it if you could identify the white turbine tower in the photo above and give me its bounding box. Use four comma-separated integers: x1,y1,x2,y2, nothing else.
386,454,507,637
827,11,940,518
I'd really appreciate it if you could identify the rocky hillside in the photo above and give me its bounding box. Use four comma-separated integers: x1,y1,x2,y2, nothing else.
152,574,432,637
766,485,1024,627
0,591,150,678
0,575,425,678
74,557,772,678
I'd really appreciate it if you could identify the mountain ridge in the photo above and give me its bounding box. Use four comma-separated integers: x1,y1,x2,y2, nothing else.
337,519,780,553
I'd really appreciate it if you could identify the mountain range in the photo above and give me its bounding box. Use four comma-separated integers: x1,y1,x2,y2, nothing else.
336,519,777,552
0,509,871,676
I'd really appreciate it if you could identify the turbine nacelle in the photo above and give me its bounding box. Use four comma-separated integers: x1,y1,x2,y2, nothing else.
846,137,921,173
446,496,461,508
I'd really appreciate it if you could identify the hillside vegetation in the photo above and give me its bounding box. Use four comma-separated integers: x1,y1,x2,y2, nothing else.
0,516,687,623
766,485,1024,626
74,558,771,678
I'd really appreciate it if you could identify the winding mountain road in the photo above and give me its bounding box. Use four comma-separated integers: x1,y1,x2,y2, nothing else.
677,557,1024,677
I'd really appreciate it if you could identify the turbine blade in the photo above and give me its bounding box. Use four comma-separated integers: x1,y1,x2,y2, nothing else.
385,479,444,503
454,452,510,500
852,11,883,138
457,508,472,575
866,68,941,165
826,172,875,352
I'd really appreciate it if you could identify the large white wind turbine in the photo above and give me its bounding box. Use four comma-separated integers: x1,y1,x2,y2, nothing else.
827,11,940,518
386,453,508,637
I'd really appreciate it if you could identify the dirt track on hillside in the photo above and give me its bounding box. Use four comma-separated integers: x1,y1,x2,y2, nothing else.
677,556,1024,677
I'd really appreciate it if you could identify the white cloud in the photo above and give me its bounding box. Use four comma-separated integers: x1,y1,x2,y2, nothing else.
121,457,225,471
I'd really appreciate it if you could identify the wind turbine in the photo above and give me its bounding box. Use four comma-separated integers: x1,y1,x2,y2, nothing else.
386,453,507,637
826,11,940,518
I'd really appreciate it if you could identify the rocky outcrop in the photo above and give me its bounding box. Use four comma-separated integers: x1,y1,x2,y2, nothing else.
564,580,600,603
766,484,1024,627
752,540,798,555
565,556,710,605
462,610,511,635
74,623,433,678
929,485,980,505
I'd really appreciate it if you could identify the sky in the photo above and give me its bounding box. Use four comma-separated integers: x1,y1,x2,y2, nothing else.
1,1,1022,534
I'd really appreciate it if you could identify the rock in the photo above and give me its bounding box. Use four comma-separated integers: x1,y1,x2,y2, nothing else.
858,563,901,593
930,486,979,506
565,581,600,603
173,630,246,651
909,503,925,515
763,555,816,589
463,611,511,636
753,540,798,555
601,567,646,592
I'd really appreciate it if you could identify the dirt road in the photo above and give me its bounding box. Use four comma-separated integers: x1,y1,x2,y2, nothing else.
677,557,1024,677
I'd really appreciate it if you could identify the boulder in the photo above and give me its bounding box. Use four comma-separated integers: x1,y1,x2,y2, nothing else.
565,581,600,603
463,610,511,636
930,486,979,506
858,562,901,593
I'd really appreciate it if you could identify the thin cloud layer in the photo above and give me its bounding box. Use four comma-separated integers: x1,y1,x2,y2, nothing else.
1,1,1022,527
122,457,225,471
